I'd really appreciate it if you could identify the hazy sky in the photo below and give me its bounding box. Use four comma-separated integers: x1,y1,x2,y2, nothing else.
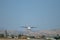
0,0,60,31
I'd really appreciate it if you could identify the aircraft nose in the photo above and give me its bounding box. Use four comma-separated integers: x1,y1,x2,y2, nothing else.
28,27,31,29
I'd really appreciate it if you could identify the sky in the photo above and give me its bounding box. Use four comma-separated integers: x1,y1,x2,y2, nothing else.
0,0,60,31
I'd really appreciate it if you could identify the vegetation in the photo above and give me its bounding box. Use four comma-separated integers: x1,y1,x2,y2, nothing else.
54,34,60,40
0,34,4,38
29,36,35,38
10,34,15,38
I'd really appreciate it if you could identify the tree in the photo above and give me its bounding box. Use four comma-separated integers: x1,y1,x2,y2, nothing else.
5,30,8,38
54,34,60,40
0,34,4,38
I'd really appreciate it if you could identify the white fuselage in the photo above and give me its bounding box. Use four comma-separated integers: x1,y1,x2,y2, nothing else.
27,27,31,30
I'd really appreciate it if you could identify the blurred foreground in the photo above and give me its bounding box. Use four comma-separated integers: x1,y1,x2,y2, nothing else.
0,39,45,40
0,29,60,40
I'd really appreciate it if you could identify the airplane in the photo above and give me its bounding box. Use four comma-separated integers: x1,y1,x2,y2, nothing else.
20,25,36,30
